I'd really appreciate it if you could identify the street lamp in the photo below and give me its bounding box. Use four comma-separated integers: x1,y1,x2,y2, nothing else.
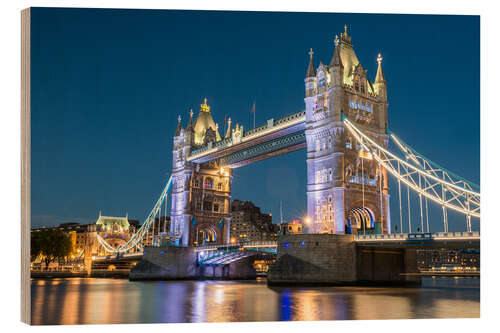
303,216,311,234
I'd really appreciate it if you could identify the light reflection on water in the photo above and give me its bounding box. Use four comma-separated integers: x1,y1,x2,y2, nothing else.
31,277,479,325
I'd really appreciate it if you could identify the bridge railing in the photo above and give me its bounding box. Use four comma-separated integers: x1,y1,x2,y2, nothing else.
194,240,278,252
355,231,480,242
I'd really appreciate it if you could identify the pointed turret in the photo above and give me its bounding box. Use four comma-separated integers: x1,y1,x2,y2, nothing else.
193,98,221,145
215,123,221,141
186,109,194,132
306,48,316,78
375,53,386,83
175,115,182,136
224,117,232,138
330,35,343,68
374,53,387,99
330,34,344,87
304,49,317,98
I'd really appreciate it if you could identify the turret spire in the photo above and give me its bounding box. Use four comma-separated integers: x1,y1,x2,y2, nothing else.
330,35,343,68
186,109,194,132
175,115,182,136
305,48,316,78
224,117,232,138
375,53,386,83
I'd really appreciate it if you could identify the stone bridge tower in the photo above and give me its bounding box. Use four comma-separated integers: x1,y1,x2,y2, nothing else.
170,99,232,246
305,26,390,235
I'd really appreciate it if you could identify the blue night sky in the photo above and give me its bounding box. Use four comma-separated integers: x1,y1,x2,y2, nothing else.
30,8,479,232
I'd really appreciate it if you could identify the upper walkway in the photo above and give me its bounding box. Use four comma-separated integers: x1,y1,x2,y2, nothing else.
187,111,306,167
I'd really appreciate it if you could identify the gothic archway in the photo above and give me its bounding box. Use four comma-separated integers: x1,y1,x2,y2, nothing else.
346,206,375,234
194,225,218,245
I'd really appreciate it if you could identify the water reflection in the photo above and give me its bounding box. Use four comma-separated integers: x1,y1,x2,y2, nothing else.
31,277,479,325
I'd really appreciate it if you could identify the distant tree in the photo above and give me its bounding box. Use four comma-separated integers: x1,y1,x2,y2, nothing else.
30,231,42,262
31,229,73,269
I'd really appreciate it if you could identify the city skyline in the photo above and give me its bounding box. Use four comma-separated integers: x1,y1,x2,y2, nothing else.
30,8,479,231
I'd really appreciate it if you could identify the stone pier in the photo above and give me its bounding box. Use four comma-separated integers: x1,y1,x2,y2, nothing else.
267,234,420,286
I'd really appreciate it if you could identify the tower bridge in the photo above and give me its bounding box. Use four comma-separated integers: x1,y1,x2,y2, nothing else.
93,26,479,284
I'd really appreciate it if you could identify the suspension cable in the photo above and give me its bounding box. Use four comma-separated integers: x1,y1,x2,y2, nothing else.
343,118,479,219
419,173,424,233
396,162,403,234
361,153,366,235
379,160,384,233
407,182,412,233
425,197,429,232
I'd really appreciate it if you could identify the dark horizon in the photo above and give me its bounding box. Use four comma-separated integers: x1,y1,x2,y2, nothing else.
30,8,479,232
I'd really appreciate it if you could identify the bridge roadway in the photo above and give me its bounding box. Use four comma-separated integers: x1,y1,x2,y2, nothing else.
193,232,479,266
194,231,479,252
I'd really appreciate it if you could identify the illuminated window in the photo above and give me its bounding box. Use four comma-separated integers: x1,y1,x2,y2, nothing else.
213,204,219,212
346,138,351,149
217,183,222,190
316,140,320,152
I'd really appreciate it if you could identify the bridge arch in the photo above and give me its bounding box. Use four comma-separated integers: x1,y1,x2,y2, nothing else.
346,206,376,234
194,224,219,246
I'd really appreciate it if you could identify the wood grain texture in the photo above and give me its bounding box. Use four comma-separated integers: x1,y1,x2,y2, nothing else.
21,7,31,325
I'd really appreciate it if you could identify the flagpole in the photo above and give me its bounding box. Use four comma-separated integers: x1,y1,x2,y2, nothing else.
252,101,256,128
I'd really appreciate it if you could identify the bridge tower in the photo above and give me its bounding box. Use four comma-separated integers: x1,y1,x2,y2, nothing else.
305,27,390,235
170,99,232,246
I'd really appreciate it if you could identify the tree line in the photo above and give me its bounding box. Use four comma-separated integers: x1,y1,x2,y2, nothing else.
31,229,73,269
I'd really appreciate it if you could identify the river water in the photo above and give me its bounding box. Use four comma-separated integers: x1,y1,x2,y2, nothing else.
31,277,479,325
